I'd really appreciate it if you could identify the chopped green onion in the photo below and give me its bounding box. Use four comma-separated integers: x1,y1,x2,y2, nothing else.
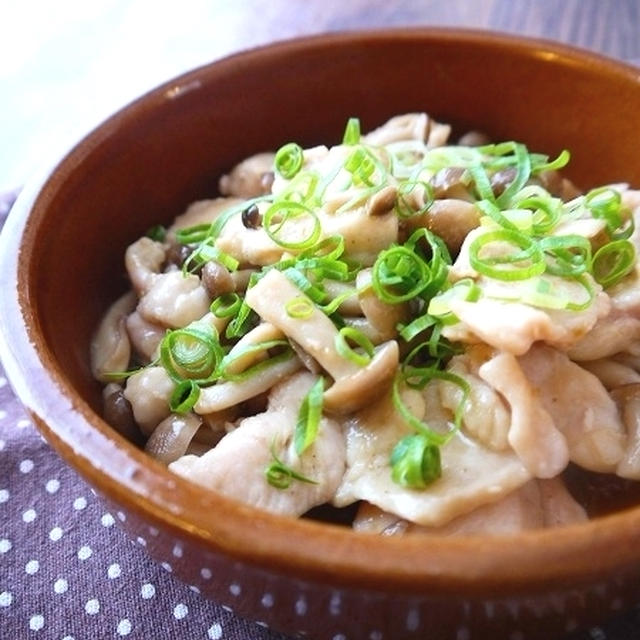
210,293,242,318
469,229,545,281
294,377,325,455
390,433,441,489
530,148,570,173
495,142,531,207
174,223,213,245
563,274,595,311
275,142,304,179
592,239,636,288
169,379,200,413
468,163,495,202
585,187,634,240
278,171,320,206
475,199,521,232
538,234,591,277
398,313,438,342
145,224,166,242
176,195,272,246
283,268,328,305
299,235,345,261
427,278,481,323
586,187,623,229
265,445,317,490
344,147,385,187
263,200,321,250
217,340,292,381
160,326,222,383
394,180,433,218
225,273,262,339
342,117,361,146
391,374,450,446
372,245,429,303
102,365,147,381
372,228,450,304
319,288,357,316
183,241,239,274
510,185,562,234
387,140,427,178
286,296,315,319
334,327,375,367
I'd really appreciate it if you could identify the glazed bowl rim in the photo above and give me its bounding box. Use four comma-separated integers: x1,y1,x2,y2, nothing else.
2,27,640,594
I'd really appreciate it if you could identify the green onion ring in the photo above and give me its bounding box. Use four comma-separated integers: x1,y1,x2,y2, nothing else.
469,229,545,281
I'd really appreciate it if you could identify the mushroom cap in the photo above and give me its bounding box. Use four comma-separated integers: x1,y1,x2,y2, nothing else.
323,340,399,414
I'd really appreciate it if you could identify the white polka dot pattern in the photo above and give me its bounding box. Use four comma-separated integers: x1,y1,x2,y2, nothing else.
0,356,293,640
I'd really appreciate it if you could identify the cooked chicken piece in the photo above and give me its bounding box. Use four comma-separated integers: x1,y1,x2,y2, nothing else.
215,204,287,266
446,226,610,355
333,383,531,527
611,385,640,479
551,217,607,241
137,271,211,329
123,366,175,436
568,314,640,361
445,294,608,356
167,197,244,240
170,372,345,516
363,113,450,147
440,350,511,451
569,267,640,361
353,481,543,535
580,358,640,390
518,345,626,473
479,352,569,478
318,207,398,266
218,152,275,198
353,476,586,535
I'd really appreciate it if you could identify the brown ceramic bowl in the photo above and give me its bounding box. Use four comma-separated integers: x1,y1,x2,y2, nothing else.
2,29,640,640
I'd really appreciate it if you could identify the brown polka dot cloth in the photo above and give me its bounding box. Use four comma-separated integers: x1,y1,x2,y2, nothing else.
1,193,639,640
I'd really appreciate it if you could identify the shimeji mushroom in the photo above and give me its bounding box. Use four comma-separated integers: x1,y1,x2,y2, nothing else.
245,268,399,414
90,291,136,382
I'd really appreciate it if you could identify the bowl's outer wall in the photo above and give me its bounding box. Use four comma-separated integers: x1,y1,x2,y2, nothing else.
5,30,640,639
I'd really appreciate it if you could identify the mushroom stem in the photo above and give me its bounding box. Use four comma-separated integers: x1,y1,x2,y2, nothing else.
245,268,399,413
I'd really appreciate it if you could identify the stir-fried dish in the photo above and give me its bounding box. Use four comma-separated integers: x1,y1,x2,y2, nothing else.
91,113,640,536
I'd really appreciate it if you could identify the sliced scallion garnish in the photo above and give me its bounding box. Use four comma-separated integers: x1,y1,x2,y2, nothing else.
334,327,374,367
169,379,200,413
210,292,242,318
294,377,325,455
285,296,315,319
263,200,321,250
159,326,222,384
265,444,317,490
390,433,441,489
592,239,636,288
342,117,361,146
469,228,545,281
274,142,304,179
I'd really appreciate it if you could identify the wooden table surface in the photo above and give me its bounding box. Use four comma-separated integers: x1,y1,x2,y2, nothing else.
3,0,639,195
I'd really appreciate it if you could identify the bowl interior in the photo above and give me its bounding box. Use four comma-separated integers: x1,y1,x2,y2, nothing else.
6,29,640,589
